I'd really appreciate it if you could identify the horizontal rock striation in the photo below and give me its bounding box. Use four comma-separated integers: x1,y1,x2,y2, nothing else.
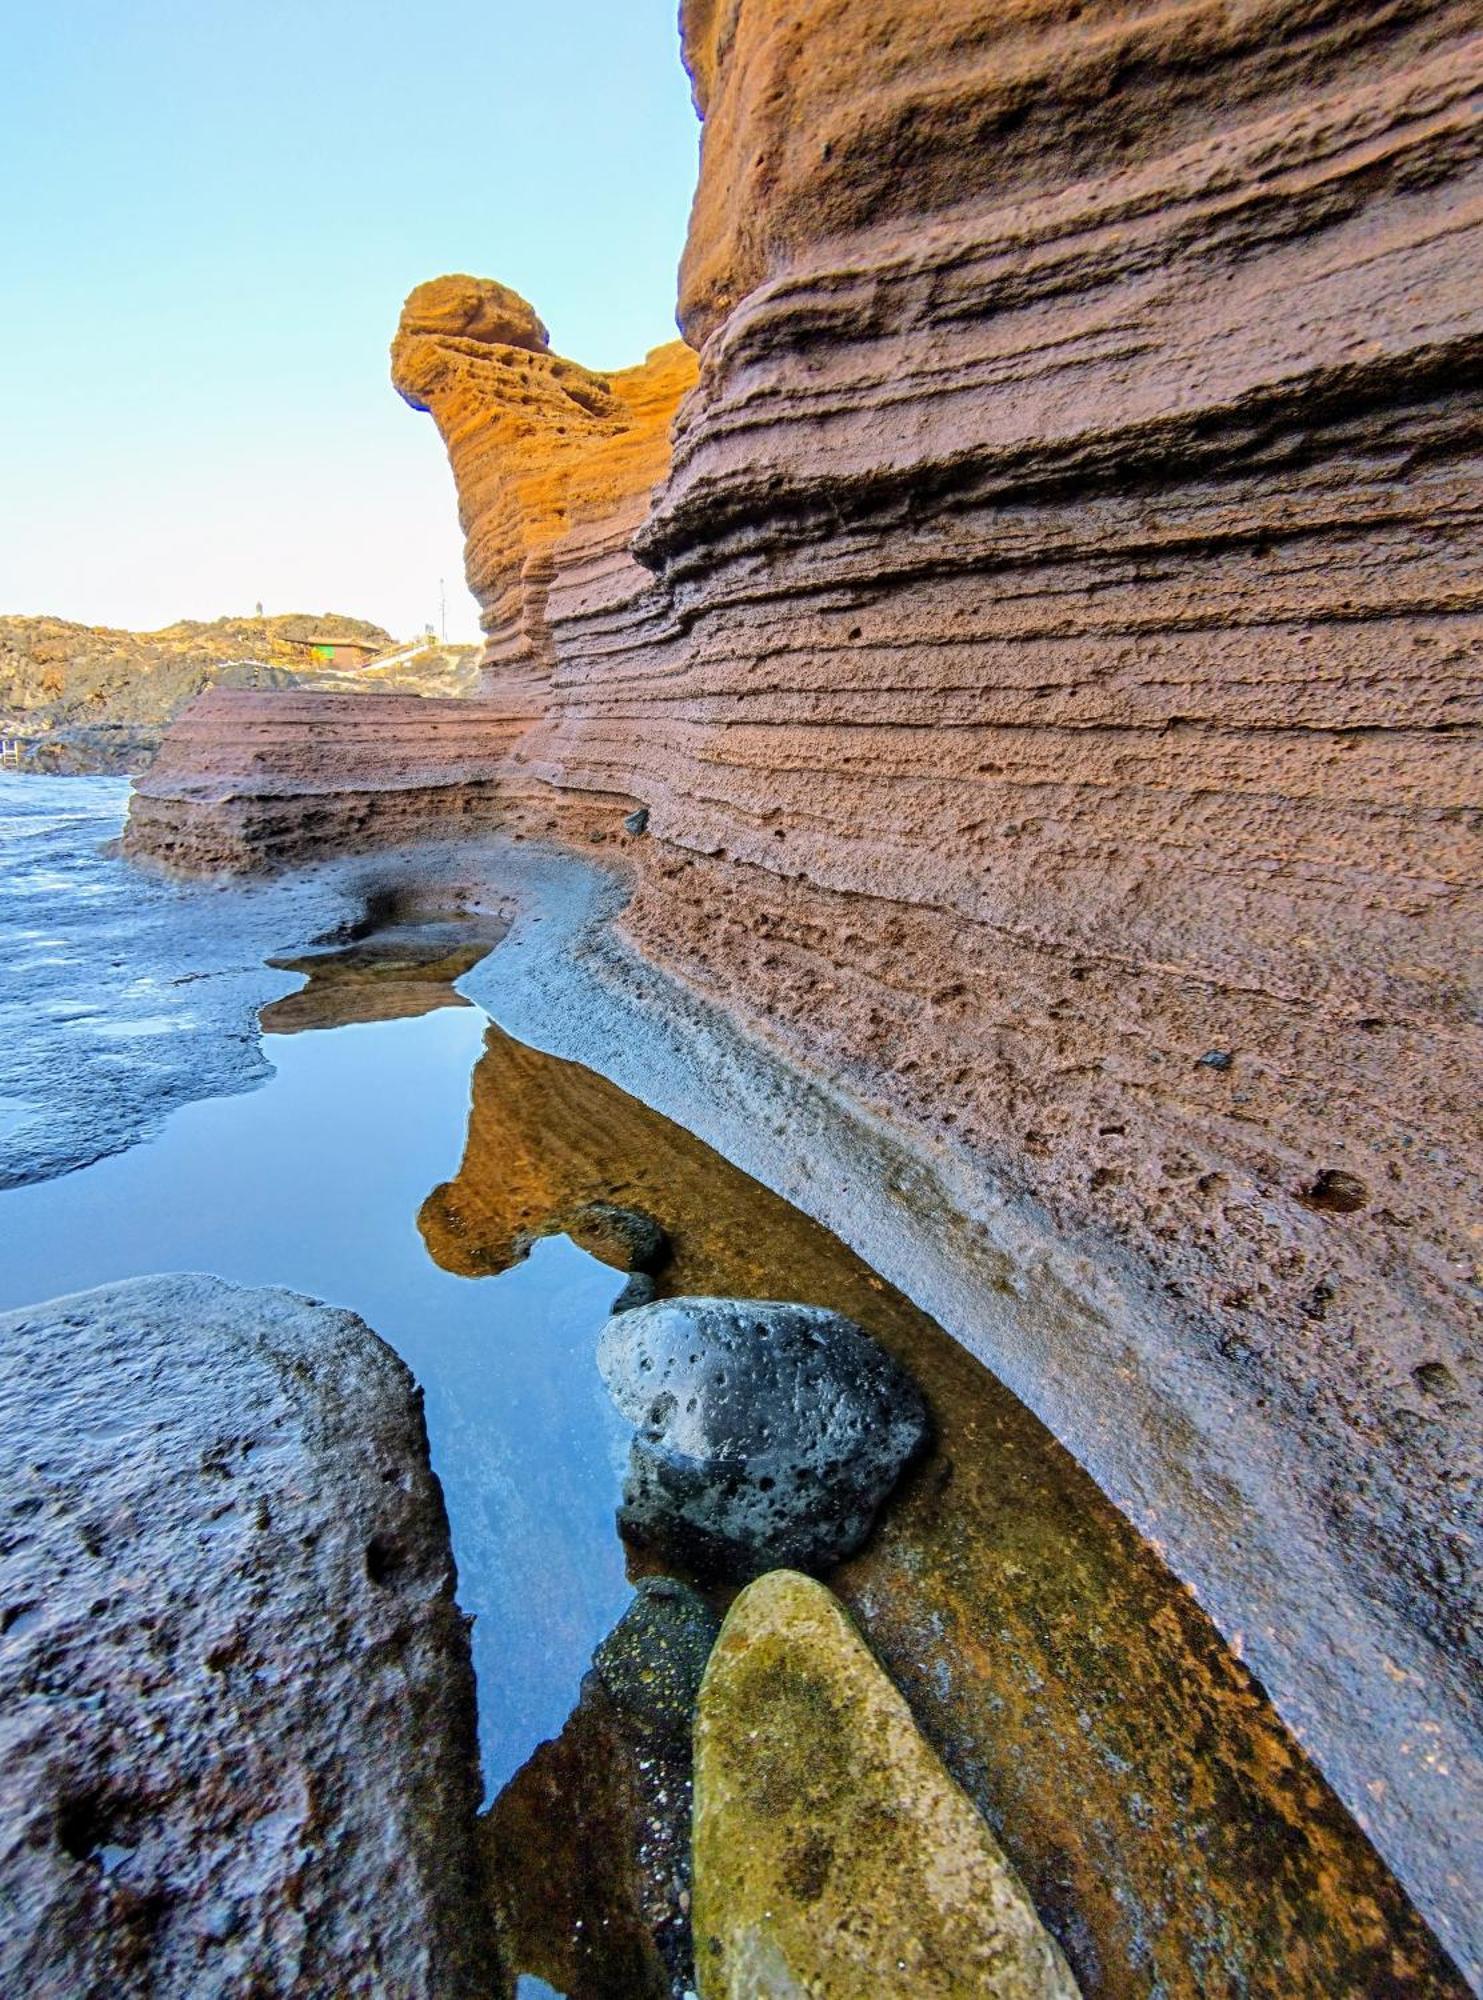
0,1272,495,1996
124,689,520,870
399,0,1481,1972
124,0,1481,1971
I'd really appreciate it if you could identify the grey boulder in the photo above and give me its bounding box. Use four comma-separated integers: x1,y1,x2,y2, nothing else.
0,1272,495,1998
597,1296,930,1578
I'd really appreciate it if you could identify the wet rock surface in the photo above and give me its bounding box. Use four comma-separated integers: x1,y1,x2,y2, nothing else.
566,1200,670,1276
484,1577,720,1999
424,996,1469,1997
0,775,351,1188
693,1569,1081,1999
598,1296,930,1577
0,1272,495,1998
0,777,516,1190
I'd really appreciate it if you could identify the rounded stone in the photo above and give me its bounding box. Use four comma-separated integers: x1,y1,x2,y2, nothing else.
597,1296,930,1577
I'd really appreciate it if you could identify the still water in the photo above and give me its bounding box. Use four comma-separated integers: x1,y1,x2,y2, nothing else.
0,777,1462,1997
0,996,635,1797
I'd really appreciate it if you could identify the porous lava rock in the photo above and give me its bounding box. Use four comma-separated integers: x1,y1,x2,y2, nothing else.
692,1569,1081,2000
0,1272,496,1998
597,1296,930,1577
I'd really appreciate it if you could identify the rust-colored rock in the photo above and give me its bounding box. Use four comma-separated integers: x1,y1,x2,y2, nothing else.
391,275,696,721
124,2,1481,1973
0,612,480,773
123,690,520,871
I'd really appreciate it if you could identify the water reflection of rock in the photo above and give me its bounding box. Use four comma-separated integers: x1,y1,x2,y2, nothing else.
484,1578,721,1999
422,1022,1466,1998
260,917,505,1033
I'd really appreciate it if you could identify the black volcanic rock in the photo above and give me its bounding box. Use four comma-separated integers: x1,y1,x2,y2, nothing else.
597,1295,930,1578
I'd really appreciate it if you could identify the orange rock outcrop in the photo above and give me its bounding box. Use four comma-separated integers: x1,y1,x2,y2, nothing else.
390,275,696,719
125,3,1481,1973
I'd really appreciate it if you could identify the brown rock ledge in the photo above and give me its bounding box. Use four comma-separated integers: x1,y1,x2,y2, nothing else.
123,689,520,871
0,1272,498,1997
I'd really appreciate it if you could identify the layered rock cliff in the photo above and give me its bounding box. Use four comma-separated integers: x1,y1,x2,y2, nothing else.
125,0,1481,1972
123,690,521,871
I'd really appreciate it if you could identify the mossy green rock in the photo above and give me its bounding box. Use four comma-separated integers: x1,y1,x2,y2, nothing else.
693,1571,1080,1998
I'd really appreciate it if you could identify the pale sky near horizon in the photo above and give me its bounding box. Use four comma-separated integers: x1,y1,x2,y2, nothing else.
1,2,699,642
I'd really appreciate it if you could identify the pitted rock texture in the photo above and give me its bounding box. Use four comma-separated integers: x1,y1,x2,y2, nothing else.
693,1569,1081,2000
386,5,1482,1964
125,0,1480,1964
417,1012,1469,1997
0,1273,495,1996
599,1296,931,1577
124,689,519,870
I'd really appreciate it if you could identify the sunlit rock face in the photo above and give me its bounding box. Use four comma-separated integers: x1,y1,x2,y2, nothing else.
125,2,1481,1966
391,275,698,737
391,5,1482,1967
0,1274,495,1997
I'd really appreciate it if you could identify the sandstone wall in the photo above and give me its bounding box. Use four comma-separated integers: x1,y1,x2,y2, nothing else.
124,691,521,871
124,0,1482,1969
396,1,1482,1969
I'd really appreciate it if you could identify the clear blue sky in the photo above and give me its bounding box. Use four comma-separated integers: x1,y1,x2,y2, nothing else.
0,1,699,640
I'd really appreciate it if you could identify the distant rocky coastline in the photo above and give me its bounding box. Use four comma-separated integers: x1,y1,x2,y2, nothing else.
0,611,478,773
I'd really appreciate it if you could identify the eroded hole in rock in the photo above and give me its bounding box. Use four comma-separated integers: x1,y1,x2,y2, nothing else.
1413,1362,1460,1401
0,846,1466,1998
56,1794,118,1865
365,1532,406,1586
1298,1169,1370,1214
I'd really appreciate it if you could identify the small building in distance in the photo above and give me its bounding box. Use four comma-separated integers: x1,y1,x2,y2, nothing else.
301,633,381,668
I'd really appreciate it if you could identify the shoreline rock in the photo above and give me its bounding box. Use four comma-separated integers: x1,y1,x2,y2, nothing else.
598,1296,930,1578
0,1273,498,1997
693,1569,1081,1999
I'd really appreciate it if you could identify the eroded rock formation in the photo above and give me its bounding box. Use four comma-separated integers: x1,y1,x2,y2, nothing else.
0,1273,496,1996
390,274,697,737
123,0,1481,1970
124,690,520,870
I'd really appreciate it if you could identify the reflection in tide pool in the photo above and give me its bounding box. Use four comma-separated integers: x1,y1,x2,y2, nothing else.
0,1000,634,1797
0,876,1463,1994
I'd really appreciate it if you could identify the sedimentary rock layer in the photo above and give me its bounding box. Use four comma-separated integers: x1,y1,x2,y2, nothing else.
126,0,1481,1970
125,689,520,870
0,1272,495,1996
